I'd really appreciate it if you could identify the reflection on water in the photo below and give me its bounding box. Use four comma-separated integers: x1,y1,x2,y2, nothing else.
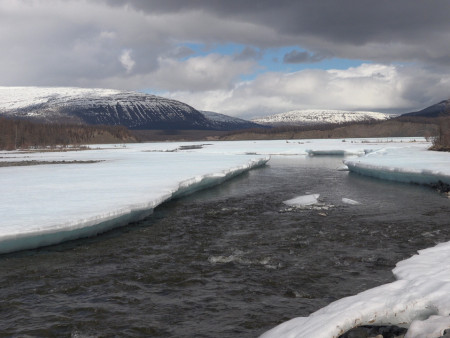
1,156,449,337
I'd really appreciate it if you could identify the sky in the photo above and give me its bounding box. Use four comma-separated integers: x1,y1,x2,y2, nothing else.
2,0,450,118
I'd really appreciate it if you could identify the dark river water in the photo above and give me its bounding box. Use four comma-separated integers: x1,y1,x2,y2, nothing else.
1,156,449,337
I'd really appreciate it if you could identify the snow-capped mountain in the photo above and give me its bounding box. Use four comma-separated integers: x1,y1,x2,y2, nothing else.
0,87,214,130
201,111,264,130
253,109,390,126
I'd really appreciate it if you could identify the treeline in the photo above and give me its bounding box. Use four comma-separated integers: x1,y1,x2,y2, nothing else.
0,117,136,150
224,118,387,137
220,117,441,141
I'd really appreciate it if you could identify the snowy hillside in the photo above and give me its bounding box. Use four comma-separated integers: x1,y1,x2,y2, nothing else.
201,111,264,130
0,86,213,130
253,109,390,126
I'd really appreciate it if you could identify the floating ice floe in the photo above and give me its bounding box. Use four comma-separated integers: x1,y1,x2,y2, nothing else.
283,194,320,207
342,198,361,205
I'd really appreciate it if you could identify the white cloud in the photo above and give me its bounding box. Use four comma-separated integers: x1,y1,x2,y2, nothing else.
165,63,450,119
119,49,135,73
149,54,256,92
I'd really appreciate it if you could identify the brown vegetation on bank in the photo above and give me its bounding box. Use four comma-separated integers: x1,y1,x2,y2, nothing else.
131,129,229,142
429,117,450,151
219,117,440,141
0,117,137,150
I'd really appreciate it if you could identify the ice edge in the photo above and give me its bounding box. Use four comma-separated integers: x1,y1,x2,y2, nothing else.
344,160,450,186
0,156,269,254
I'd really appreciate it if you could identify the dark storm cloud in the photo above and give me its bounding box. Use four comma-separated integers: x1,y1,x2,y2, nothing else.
234,47,263,61
283,50,326,64
104,0,450,66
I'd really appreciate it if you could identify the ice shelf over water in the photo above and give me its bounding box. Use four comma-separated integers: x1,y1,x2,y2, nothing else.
344,146,450,186
0,145,269,254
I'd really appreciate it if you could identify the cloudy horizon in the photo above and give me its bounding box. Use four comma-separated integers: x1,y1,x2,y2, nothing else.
2,0,450,118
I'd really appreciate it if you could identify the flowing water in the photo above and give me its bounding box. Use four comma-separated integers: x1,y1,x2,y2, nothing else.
1,156,449,337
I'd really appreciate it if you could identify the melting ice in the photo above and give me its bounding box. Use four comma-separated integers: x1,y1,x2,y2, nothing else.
1,137,450,338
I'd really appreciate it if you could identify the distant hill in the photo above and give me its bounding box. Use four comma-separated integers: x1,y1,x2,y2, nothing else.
0,87,256,131
252,109,390,126
201,111,264,130
401,100,450,118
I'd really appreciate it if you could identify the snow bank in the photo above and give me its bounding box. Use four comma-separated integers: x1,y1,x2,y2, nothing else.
344,147,450,186
0,147,268,254
261,240,450,338
405,315,450,338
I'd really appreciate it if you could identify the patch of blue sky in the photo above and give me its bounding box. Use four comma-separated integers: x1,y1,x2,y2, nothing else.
253,46,369,78
177,42,369,82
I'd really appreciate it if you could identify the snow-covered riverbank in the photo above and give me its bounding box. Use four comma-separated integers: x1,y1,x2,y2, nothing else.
2,137,449,337
260,140,450,338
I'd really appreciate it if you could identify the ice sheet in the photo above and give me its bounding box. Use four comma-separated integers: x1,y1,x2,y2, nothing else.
0,146,269,253
93,137,425,156
344,147,450,186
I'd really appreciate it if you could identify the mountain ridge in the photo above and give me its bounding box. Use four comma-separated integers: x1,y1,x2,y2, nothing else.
0,86,212,130
253,109,390,126
401,99,450,118
201,111,264,130
0,87,260,131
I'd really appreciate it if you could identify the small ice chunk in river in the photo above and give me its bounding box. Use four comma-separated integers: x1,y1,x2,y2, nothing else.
342,198,361,205
283,194,320,207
